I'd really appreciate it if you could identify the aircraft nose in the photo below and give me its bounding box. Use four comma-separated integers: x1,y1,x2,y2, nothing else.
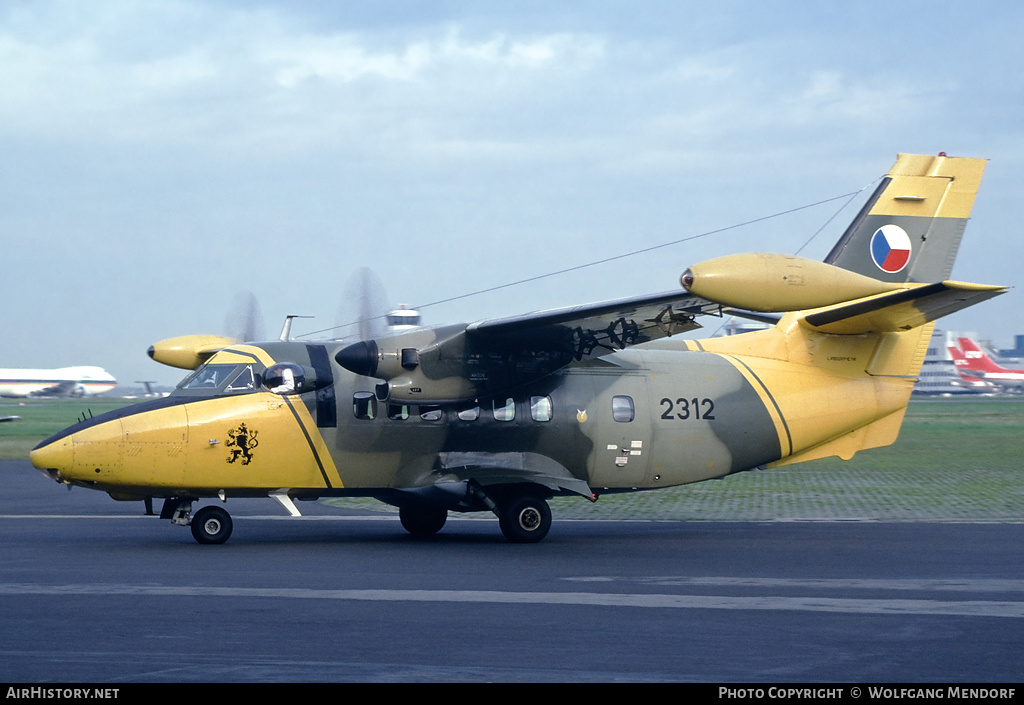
30,436,73,481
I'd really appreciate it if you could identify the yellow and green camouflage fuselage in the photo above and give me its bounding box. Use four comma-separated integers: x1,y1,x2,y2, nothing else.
28,153,1006,543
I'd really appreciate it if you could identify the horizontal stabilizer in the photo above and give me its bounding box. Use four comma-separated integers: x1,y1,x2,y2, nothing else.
799,281,1007,335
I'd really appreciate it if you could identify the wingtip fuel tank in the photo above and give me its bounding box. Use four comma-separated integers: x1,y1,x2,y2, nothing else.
680,253,901,312
147,334,240,370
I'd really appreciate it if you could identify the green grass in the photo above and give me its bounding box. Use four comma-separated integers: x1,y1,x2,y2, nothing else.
6,396,1023,521
548,398,1024,521
0,398,137,459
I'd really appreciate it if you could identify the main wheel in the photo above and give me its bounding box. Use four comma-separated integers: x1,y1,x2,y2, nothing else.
191,505,233,545
498,495,551,543
399,504,447,537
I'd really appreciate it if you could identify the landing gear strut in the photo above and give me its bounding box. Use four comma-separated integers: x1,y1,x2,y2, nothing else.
161,499,234,545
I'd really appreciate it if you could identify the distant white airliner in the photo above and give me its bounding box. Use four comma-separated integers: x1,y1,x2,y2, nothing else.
0,366,117,398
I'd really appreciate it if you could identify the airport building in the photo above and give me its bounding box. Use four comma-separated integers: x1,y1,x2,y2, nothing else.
997,335,1024,367
915,330,1024,395
915,329,965,395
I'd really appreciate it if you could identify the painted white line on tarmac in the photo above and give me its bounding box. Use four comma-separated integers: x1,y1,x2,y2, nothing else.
563,575,1024,593
2,582,1023,618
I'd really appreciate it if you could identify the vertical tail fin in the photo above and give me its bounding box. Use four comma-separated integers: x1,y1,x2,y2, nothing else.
949,344,999,390
824,153,986,283
949,345,983,379
957,337,1008,373
698,153,999,468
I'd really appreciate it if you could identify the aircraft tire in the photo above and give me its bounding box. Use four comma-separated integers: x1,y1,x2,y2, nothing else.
191,505,233,545
399,504,447,537
498,495,551,543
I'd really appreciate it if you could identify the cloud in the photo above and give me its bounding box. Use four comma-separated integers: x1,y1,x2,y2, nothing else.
0,5,610,161
3,1,1022,383
0,4,902,159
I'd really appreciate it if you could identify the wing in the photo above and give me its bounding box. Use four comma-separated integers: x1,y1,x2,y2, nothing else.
468,290,719,360
335,290,721,404
31,381,78,397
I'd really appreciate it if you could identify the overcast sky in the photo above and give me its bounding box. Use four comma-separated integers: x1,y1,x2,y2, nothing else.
3,0,1023,387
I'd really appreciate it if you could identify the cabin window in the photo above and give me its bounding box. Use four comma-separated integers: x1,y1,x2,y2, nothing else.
420,406,442,421
492,397,515,422
530,396,553,422
457,405,480,421
612,395,635,423
388,404,409,420
353,392,377,420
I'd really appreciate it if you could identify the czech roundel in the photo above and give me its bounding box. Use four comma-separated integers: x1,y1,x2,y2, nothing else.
870,224,912,273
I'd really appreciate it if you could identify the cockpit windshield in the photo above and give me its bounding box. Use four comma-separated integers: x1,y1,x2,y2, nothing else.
177,363,260,394
179,364,237,390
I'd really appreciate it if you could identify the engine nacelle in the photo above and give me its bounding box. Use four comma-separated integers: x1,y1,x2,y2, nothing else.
680,253,900,312
147,335,240,370
334,325,480,403
334,323,571,404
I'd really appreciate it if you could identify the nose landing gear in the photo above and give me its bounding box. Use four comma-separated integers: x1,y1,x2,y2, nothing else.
191,505,233,544
161,499,234,545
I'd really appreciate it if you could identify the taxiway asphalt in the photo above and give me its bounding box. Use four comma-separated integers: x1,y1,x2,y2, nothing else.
2,460,1022,683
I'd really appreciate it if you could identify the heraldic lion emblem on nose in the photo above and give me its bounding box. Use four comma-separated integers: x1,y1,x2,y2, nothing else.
226,423,259,465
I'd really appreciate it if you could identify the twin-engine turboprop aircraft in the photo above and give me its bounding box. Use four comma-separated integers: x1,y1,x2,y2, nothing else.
30,153,1006,544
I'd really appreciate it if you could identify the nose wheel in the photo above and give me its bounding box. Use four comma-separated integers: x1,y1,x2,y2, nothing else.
190,505,233,544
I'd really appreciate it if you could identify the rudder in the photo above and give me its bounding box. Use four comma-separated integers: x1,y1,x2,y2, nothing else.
824,153,986,283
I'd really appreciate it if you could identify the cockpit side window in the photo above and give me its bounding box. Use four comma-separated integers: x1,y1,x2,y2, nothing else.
226,365,257,393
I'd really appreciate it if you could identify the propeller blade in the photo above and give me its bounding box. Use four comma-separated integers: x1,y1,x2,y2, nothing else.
336,267,390,341
224,291,266,343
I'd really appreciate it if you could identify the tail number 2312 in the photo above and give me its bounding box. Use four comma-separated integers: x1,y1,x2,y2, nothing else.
660,397,715,421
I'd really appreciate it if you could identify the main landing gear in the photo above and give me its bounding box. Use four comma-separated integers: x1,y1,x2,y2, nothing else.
497,494,552,543
398,488,553,543
399,503,448,537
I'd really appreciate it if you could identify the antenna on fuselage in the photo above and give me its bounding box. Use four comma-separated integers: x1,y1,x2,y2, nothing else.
279,315,313,342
